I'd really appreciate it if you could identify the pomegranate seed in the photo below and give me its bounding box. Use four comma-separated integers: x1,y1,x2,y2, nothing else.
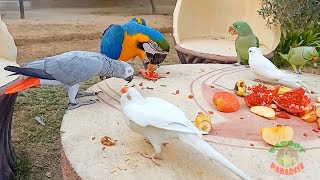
188,95,194,99
312,129,319,133
311,91,315,94
250,143,254,147
166,72,170,74
210,85,214,88
141,87,145,90
139,82,143,86
208,111,214,114
303,133,308,137
176,90,180,94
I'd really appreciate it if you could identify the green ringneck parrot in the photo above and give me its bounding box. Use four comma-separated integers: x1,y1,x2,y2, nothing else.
280,46,319,74
100,17,169,70
229,21,259,66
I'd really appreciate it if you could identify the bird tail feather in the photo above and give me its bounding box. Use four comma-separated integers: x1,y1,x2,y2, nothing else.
5,77,41,94
279,53,288,60
178,133,251,180
280,75,311,93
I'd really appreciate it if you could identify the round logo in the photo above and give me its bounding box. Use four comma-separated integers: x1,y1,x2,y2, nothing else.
276,146,299,168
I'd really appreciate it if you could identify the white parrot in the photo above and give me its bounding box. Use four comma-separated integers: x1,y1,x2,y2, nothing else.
120,86,251,180
248,47,310,92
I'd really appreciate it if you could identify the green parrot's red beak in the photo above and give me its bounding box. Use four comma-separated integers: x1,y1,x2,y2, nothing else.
229,26,237,35
313,57,318,62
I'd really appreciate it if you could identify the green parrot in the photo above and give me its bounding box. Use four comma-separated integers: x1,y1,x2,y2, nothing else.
280,46,319,74
229,21,259,66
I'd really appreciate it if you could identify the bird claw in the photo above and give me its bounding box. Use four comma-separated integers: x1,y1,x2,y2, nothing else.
76,91,103,98
139,152,162,166
67,99,99,110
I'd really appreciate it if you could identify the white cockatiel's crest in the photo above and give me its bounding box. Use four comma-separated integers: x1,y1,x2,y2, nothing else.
248,47,310,92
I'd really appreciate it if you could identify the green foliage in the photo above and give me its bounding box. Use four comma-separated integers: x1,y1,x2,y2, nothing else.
273,27,320,68
258,0,320,68
258,0,320,31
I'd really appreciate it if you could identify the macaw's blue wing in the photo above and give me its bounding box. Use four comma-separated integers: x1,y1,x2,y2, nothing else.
100,24,124,60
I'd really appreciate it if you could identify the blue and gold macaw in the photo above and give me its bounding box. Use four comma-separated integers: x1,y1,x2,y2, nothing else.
100,18,169,70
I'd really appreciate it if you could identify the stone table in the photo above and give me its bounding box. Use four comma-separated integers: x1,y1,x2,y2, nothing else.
61,64,320,180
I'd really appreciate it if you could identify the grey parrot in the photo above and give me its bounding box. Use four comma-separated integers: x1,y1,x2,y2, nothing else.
4,51,134,109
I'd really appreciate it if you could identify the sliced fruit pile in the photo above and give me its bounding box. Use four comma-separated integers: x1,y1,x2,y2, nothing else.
193,112,213,133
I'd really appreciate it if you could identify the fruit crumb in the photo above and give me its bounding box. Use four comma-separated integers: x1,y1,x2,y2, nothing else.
166,72,170,74
139,82,143,86
188,95,194,99
210,85,214,88
102,147,106,150
303,133,308,137
176,90,180,94
312,129,319,133
208,111,214,114
311,91,315,94
250,143,254,147
141,87,145,90
92,137,95,140
276,124,282,127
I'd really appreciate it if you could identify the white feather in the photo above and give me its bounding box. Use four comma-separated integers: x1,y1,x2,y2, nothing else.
120,87,251,180
248,47,310,92
0,16,17,61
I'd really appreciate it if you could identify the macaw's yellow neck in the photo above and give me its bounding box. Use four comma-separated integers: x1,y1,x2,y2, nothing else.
119,32,150,61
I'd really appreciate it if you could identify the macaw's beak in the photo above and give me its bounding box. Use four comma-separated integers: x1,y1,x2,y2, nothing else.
229,26,237,35
313,57,318,62
146,52,167,65
121,86,129,94
125,75,134,83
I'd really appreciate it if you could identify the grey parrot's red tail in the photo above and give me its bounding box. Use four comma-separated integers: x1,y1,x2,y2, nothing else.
5,77,41,94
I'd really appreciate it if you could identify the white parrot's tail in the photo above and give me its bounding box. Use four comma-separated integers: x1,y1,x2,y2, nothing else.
178,133,252,180
280,75,311,93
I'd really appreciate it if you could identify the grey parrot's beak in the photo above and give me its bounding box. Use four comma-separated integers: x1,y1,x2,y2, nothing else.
125,75,134,83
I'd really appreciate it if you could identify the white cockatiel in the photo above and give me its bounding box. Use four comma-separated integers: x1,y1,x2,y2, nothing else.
248,47,310,92
120,87,251,180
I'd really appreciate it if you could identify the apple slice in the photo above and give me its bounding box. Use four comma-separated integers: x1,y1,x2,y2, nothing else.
301,110,317,123
197,120,212,133
260,126,294,146
250,106,276,120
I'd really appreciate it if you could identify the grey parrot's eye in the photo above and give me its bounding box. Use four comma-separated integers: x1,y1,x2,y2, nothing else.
127,95,131,100
249,50,252,52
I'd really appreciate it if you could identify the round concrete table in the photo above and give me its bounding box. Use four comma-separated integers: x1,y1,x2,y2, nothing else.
61,64,320,180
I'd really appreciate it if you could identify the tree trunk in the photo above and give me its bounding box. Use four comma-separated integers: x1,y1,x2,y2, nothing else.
0,94,18,180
